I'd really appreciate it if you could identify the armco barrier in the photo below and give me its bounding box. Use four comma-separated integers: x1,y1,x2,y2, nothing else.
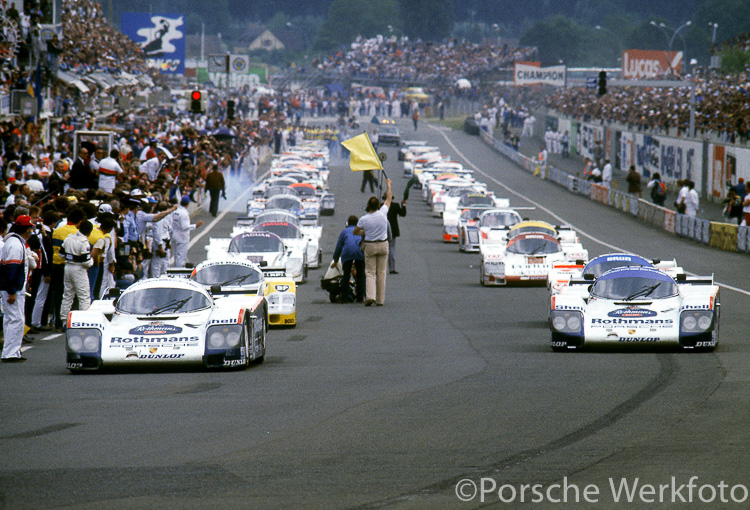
590,183,609,204
481,131,747,254
664,210,676,233
700,219,711,244
709,222,739,252
738,225,750,253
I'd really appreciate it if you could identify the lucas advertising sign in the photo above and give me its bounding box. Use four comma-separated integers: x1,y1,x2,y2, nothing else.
622,50,683,79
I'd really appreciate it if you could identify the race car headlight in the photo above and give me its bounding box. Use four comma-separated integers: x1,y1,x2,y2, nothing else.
206,325,243,349
680,310,714,333
444,225,458,235
67,328,101,353
550,310,583,334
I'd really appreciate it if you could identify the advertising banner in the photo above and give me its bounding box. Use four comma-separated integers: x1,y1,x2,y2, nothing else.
622,50,683,79
514,64,566,87
632,134,701,191
121,13,185,75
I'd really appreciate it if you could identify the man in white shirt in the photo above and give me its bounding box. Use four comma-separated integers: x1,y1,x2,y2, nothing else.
97,150,123,193
171,196,204,267
602,160,613,188
685,180,700,218
353,178,392,307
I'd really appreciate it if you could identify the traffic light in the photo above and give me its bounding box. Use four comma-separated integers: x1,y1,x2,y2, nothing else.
226,100,235,120
190,90,203,113
598,70,607,96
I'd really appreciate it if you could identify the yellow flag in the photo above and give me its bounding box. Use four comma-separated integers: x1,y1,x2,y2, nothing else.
27,82,35,98
340,132,383,172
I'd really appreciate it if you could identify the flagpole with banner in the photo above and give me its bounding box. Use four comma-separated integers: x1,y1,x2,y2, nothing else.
340,132,385,176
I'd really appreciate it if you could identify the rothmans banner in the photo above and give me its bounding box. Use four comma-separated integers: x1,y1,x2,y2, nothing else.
514,63,566,87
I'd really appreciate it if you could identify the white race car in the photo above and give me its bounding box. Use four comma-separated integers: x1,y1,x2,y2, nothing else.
234,210,322,270
206,231,307,283
479,221,588,286
189,259,297,328
550,266,720,351
66,278,267,372
459,208,523,251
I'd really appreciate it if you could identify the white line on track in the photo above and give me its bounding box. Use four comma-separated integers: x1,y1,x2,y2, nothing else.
429,124,750,297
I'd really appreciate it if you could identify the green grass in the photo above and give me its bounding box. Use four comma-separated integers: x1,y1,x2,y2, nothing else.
429,116,465,130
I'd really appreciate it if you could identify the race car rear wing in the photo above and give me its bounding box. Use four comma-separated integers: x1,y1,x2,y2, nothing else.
261,266,287,278
166,268,193,279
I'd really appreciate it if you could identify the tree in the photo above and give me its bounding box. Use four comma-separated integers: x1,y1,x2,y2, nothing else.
399,0,453,41
519,15,589,66
313,0,401,51
720,48,750,74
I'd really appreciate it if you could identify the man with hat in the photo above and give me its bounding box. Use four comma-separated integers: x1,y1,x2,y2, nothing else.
171,196,204,267
1,215,38,362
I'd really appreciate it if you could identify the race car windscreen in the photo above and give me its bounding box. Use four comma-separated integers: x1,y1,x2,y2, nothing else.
254,222,302,239
292,186,317,197
506,236,561,255
458,194,493,207
229,234,284,253
480,211,521,228
193,264,263,286
445,187,476,197
591,274,678,300
265,186,295,198
116,287,211,315
266,196,302,211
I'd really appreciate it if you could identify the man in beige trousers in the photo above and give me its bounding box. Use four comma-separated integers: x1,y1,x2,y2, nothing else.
354,177,392,306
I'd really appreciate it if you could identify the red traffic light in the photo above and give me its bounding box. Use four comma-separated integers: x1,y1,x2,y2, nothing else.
191,91,201,100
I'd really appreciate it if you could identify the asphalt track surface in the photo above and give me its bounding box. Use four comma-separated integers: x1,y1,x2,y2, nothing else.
1,118,749,509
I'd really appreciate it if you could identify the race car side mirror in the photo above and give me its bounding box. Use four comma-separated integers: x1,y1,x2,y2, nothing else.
210,285,222,294
676,273,687,281
575,259,585,265
652,258,661,264
105,288,121,299
260,260,268,267
583,273,595,280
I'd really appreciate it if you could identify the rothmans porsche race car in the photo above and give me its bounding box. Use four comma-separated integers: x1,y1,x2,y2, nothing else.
550,266,720,351
66,278,267,372
189,259,297,327
479,221,588,286
547,253,684,296
205,231,307,283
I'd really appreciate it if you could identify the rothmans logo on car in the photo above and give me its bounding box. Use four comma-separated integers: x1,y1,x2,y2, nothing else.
608,308,657,318
129,323,183,335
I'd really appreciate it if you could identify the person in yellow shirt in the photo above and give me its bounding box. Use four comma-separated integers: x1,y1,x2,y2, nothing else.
50,207,84,330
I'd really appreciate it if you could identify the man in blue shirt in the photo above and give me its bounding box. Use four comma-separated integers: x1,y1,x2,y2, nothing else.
331,216,364,303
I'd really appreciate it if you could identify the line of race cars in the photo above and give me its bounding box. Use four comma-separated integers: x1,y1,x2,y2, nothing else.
403,139,720,352
66,141,333,372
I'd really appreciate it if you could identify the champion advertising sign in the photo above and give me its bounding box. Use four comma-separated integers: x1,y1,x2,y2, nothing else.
514,63,566,87
622,50,683,79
